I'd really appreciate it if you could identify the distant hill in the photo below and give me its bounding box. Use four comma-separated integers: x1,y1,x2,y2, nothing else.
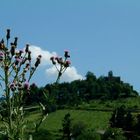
23,71,138,106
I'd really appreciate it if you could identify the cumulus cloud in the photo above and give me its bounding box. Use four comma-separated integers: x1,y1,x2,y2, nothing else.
46,66,83,82
30,45,84,82
29,45,57,66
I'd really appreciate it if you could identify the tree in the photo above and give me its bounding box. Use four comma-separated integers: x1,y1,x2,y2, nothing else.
124,111,134,131
62,113,72,140
86,71,96,82
103,128,126,140
110,105,127,128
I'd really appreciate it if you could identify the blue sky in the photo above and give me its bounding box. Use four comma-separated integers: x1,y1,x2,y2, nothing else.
0,0,140,92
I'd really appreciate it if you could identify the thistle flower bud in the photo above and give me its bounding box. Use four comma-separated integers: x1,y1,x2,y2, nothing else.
6,29,10,40
19,50,24,56
0,39,5,50
50,50,71,83
10,83,16,91
24,81,30,90
38,55,42,58
64,50,70,58
59,57,63,64
25,44,29,53
55,57,58,61
14,37,18,46
28,51,31,61
15,58,22,65
23,68,27,73
50,56,56,65
31,83,37,88
50,56,54,61
10,44,15,56
55,57,63,64
64,60,71,67
26,63,30,69
34,55,41,67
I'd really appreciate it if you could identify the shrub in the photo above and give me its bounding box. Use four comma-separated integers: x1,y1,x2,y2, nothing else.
61,113,72,140
102,127,126,140
71,121,87,138
76,130,101,140
71,121,101,140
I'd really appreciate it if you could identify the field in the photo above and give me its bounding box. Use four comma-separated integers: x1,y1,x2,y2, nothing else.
25,97,140,139
76,97,140,110
1,97,140,139
26,109,111,139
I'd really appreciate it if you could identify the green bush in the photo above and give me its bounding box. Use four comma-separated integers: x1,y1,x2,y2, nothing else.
61,113,72,140
102,128,126,140
76,130,101,140
71,121,87,138
32,129,54,140
71,121,101,140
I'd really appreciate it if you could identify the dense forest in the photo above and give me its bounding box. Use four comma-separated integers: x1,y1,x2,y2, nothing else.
23,70,138,107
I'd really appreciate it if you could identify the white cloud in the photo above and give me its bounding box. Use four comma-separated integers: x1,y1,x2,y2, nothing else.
46,66,84,82
29,45,57,66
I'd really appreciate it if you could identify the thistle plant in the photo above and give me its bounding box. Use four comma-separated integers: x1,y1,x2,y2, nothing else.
50,50,71,83
0,29,41,140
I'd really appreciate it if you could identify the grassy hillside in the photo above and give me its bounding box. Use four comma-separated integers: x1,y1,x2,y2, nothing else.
76,97,140,110
1,97,140,139
25,109,111,139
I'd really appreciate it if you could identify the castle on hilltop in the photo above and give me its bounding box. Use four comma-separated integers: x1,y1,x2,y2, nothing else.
104,71,133,90
104,71,121,83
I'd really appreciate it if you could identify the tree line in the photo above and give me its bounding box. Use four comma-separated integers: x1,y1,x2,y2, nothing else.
23,71,138,107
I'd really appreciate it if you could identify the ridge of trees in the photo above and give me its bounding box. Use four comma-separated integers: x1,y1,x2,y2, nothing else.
23,71,138,106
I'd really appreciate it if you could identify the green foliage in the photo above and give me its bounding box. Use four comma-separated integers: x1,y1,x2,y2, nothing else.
110,105,134,131
103,128,126,140
76,130,101,140
0,30,42,140
32,129,54,140
61,113,72,140
24,71,138,108
124,111,134,131
110,105,127,128
71,121,101,140
71,121,87,138
0,134,8,140
24,109,110,139
108,105,140,139
0,29,139,140
135,114,140,134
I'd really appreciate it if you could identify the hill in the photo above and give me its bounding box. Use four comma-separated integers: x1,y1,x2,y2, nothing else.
23,71,138,107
